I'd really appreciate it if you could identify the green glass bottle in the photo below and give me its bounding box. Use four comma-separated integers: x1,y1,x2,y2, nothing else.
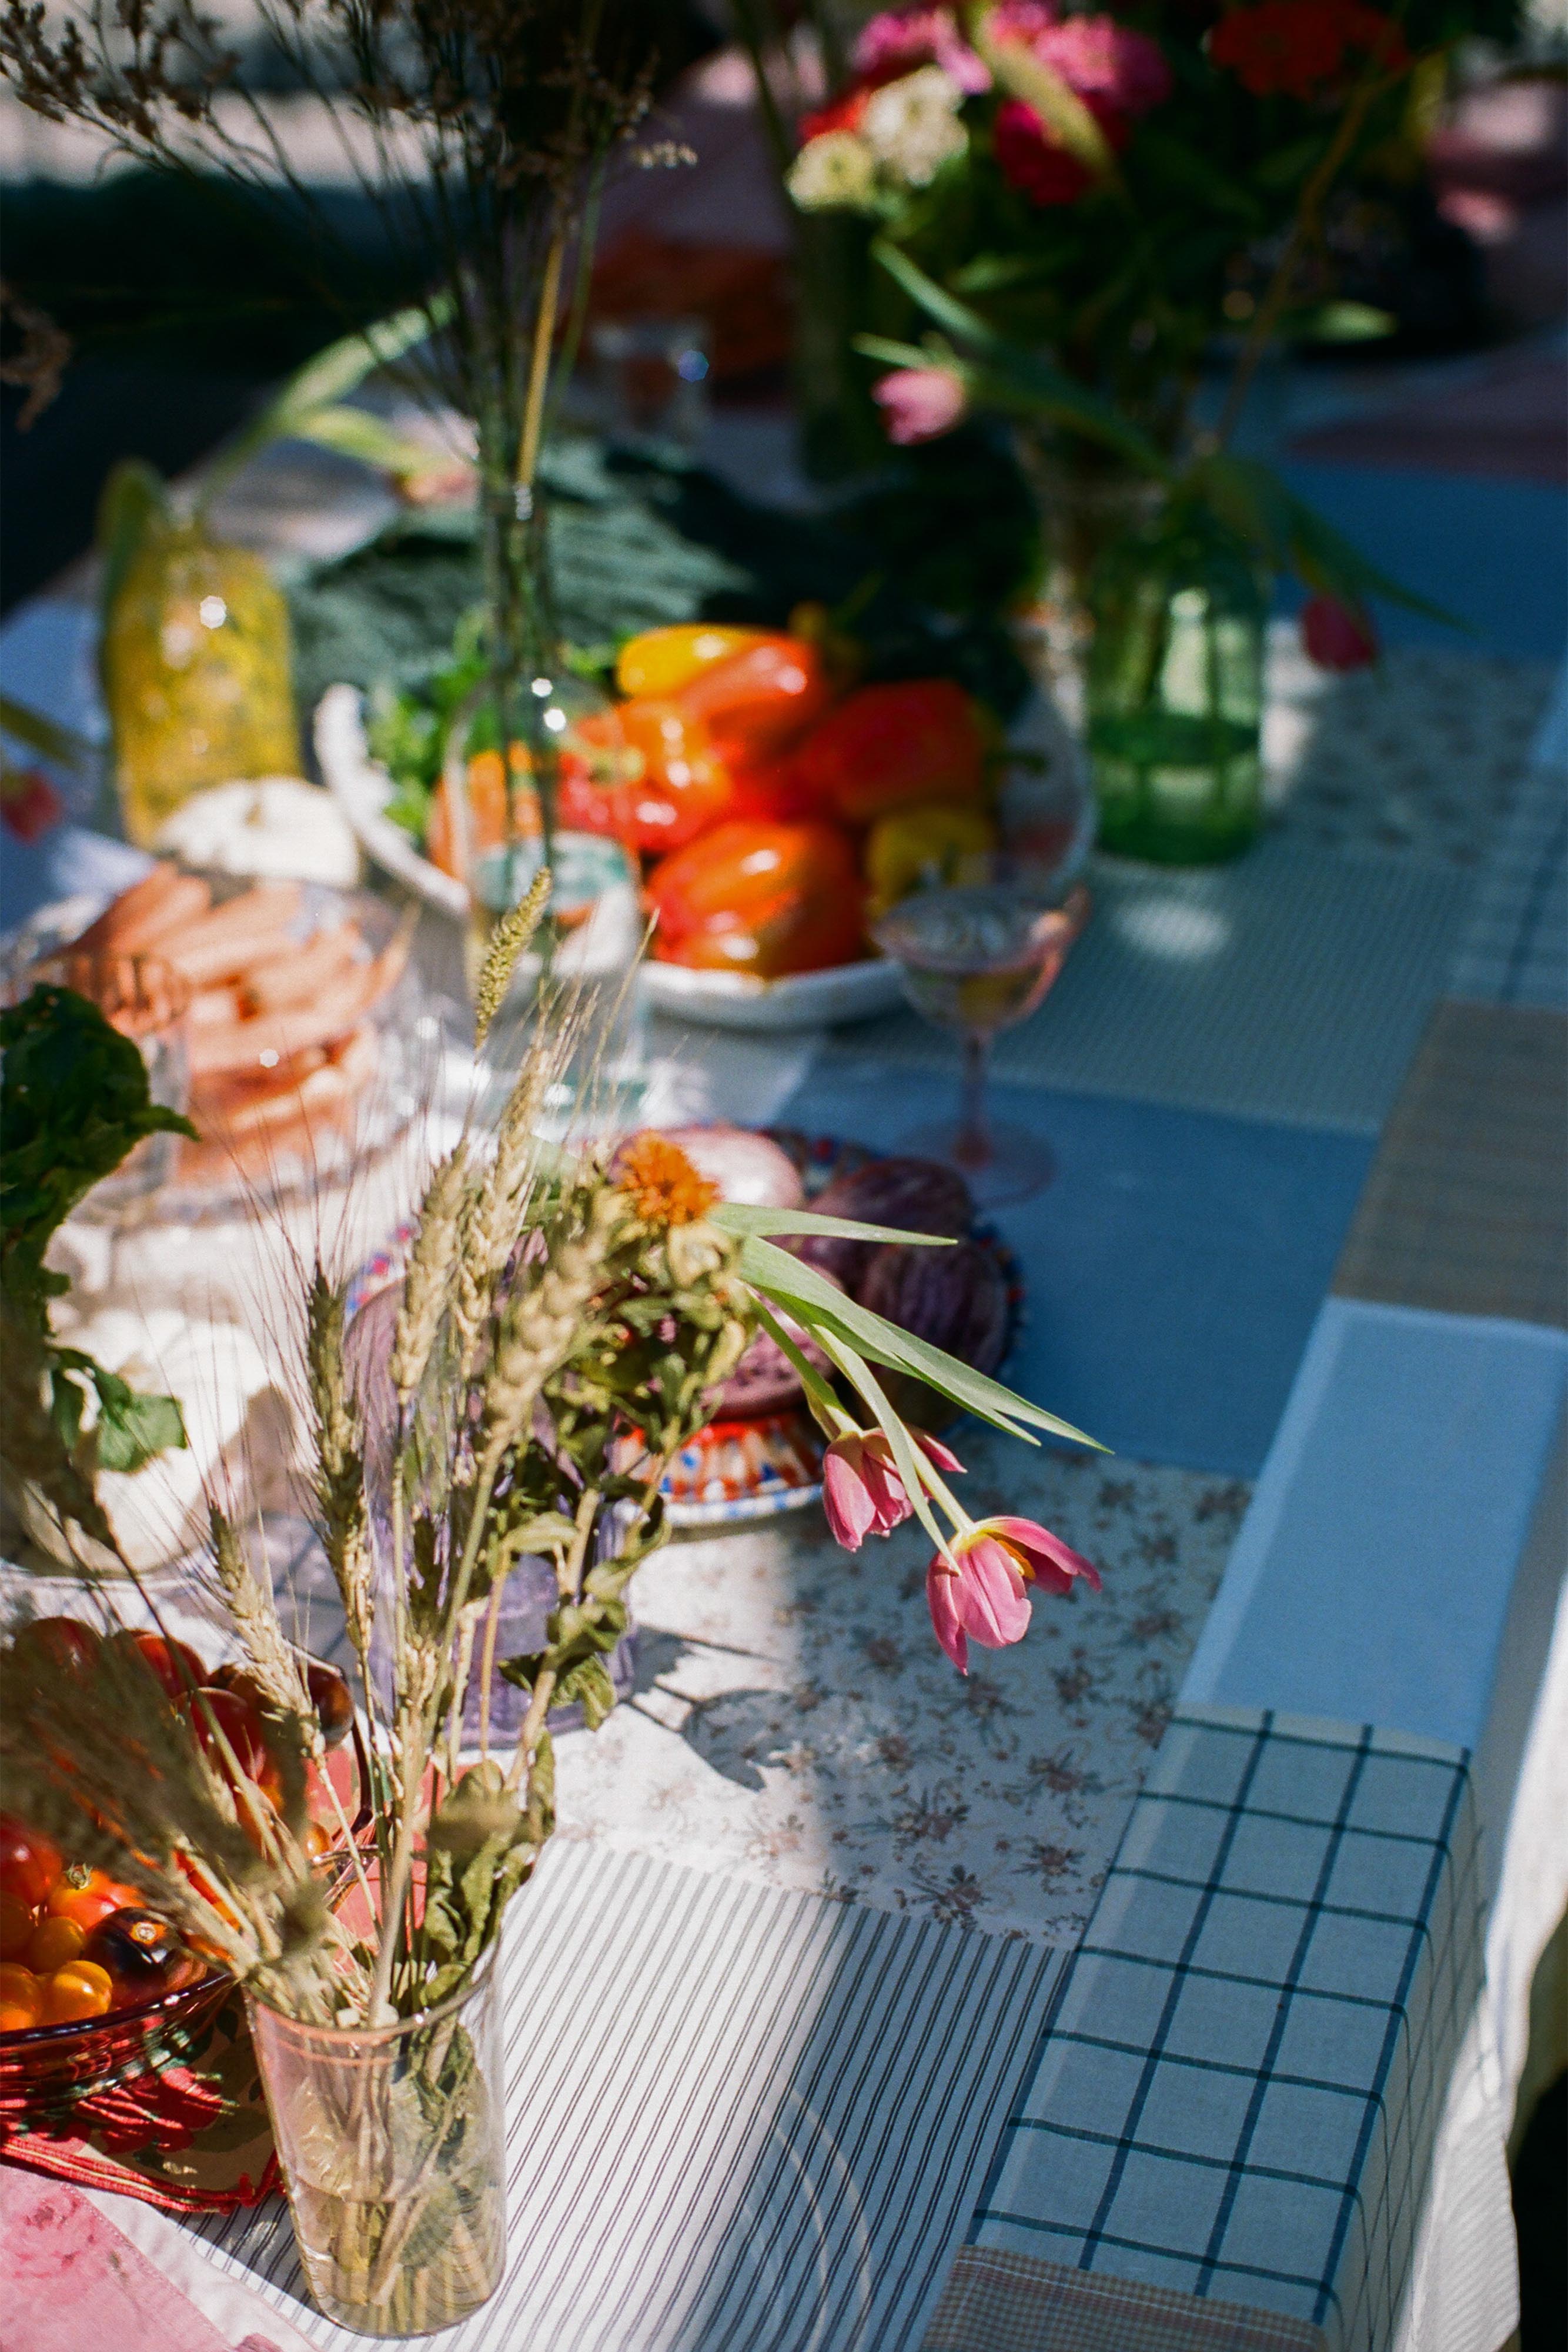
1086,508,1269,864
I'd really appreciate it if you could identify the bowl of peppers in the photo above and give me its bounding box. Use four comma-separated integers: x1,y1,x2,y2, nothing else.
317,617,1089,1030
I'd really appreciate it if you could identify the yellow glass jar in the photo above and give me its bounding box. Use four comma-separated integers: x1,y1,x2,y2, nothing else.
103,519,300,846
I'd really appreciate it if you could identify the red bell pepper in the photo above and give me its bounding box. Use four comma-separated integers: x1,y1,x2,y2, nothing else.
558,699,734,857
724,746,831,825
646,818,864,978
793,678,987,824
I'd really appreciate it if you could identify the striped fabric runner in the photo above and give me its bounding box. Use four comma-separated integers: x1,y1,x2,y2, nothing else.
191,1846,1064,2351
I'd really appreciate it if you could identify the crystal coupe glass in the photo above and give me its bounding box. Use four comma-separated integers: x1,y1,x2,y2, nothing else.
872,876,1089,1206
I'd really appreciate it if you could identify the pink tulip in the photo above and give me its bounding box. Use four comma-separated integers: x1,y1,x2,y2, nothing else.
926,1514,1099,1672
872,366,969,446
981,1514,1101,1596
927,1538,1031,1672
1301,594,1378,671
821,1429,965,1550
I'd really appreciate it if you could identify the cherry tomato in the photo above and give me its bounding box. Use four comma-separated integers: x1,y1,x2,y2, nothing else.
111,1628,207,1702
305,1660,354,1750
11,1616,102,1677
208,1662,278,1723
0,1816,61,1909
0,1891,35,1960
0,1962,42,2033
25,1914,85,1975
668,634,832,765
42,1959,114,2023
46,1867,140,1934
301,1819,332,1862
647,820,865,979
212,1658,352,1752
85,1909,195,1997
179,1685,282,1803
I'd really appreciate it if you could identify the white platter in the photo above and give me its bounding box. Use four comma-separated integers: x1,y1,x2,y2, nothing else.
316,679,1089,1034
638,951,903,1029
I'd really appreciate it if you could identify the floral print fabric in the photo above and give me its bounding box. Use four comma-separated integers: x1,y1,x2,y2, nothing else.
554,1435,1250,1945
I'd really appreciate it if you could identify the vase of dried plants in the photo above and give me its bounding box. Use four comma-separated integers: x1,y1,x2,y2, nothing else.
249,1949,505,2337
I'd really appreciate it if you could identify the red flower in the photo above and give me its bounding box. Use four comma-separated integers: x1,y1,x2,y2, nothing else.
798,88,872,142
1209,0,1406,99
994,95,1129,206
1301,593,1378,670
0,767,63,843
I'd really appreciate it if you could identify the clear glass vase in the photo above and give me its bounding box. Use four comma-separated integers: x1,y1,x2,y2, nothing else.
1085,509,1269,866
249,1957,506,2338
1012,432,1165,733
103,517,300,847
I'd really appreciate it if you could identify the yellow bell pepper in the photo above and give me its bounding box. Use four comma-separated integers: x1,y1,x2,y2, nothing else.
614,624,770,700
865,802,998,918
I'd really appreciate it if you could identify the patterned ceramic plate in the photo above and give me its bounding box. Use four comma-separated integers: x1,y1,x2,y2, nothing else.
347,1131,1023,1530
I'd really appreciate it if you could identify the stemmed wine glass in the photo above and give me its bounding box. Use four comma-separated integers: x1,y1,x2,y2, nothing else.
871,871,1089,1206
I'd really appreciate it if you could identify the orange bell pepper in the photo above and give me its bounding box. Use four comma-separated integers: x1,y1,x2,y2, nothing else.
647,818,864,978
668,633,833,765
614,624,770,700
795,678,987,824
559,697,733,856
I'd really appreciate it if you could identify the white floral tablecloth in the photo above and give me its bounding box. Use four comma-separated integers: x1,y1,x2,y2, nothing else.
554,1434,1251,1945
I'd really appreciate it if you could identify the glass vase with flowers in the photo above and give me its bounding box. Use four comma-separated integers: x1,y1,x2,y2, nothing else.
783,0,1482,857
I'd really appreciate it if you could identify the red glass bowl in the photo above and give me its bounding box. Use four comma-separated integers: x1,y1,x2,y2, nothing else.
0,1700,372,2134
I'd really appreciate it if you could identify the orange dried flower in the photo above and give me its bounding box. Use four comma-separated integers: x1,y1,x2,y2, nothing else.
613,1132,719,1228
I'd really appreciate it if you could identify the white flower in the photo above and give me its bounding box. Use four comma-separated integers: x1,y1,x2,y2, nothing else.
860,65,967,189
787,128,878,212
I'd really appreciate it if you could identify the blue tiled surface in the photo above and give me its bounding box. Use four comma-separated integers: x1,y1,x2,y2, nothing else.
1275,463,1568,660
777,1065,1375,1478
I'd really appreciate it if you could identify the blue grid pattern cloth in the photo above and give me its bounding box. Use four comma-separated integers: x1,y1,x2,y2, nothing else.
943,1706,1483,2352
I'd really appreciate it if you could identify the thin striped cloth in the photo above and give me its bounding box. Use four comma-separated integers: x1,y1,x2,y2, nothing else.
188,1847,1065,2352
932,1706,1497,2352
1330,998,1568,1329
1448,666,1568,1011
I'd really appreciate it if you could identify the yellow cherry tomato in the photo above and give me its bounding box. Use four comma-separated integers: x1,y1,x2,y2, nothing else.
864,802,998,918
42,1959,115,2023
614,624,769,701
26,1915,86,1976
0,1961,43,2032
